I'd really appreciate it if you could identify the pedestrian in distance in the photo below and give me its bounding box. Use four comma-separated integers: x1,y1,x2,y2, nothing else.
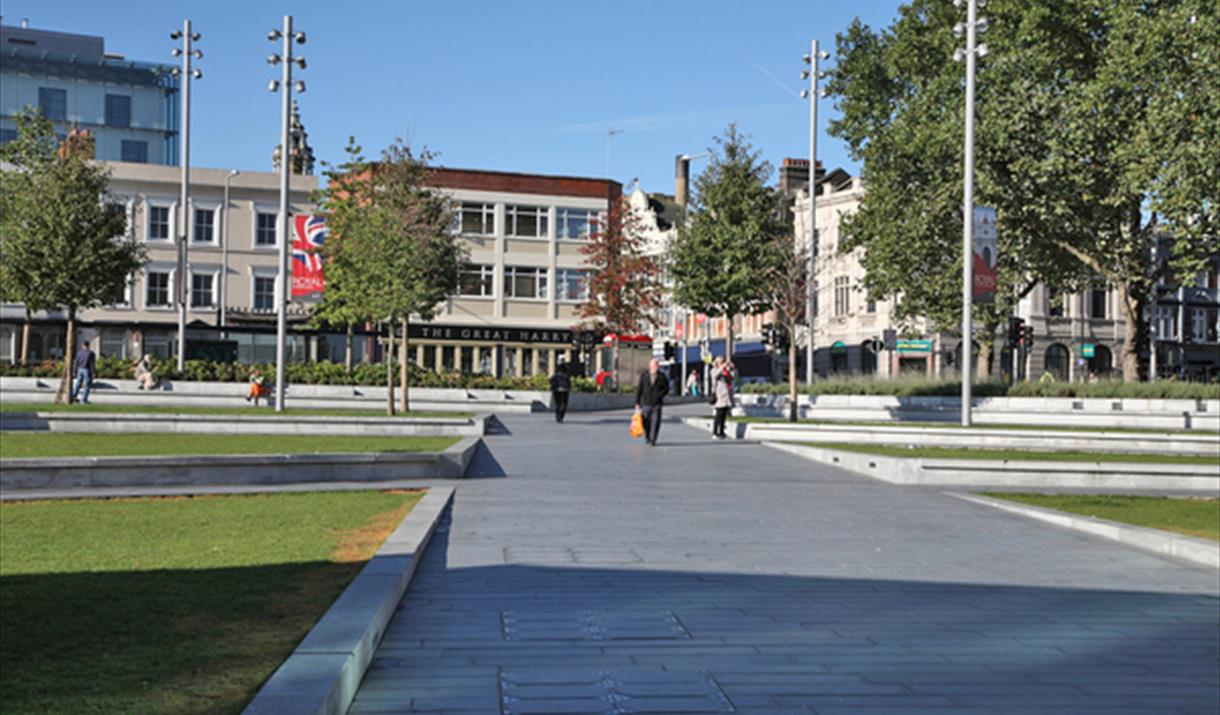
685,368,700,397
70,340,96,404
711,357,735,440
550,359,572,423
133,354,157,390
634,357,670,446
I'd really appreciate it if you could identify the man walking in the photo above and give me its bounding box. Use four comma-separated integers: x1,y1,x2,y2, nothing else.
634,358,669,446
549,359,572,423
70,339,96,404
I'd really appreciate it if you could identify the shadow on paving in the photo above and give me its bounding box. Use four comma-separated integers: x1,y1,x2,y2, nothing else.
464,440,508,479
352,526,1220,715
0,561,359,715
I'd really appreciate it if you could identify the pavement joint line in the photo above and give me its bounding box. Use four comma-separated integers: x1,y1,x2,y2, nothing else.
243,485,455,715
946,492,1220,569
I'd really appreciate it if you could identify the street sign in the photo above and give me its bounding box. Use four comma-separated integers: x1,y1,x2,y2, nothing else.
1081,343,1095,358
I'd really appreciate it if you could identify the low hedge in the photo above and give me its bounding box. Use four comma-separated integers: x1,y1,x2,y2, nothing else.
738,376,1220,400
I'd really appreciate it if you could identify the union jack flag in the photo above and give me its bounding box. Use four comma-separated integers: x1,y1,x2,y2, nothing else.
291,215,327,297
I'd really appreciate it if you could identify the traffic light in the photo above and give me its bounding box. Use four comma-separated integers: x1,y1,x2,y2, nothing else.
1007,316,1024,345
761,323,775,348
1021,324,1034,349
775,325,790,352
882,328,897,351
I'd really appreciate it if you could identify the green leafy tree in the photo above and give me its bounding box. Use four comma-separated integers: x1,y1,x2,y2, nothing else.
578,200,661,334
317,137,464,414
0,109,145,401
828,0,1218,381
669,124,784,360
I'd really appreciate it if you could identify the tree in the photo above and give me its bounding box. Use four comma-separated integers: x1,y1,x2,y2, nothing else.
827,0,1219,382
317,137,464,414
762,233,810,421
669,124,784,360
578,200,661,335
0,109,144,400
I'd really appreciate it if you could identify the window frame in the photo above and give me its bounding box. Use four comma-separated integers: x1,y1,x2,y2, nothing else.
105,94,132,128
145,199,175,242
251,271,278,313
556,268,591,302
556,207,598,241
505,205,549,239
38,87,67,121
144,269,174,309
191,204,218,245
457,264,495,298
253,208,279,248
189,270,217,309
120,139,149,163
833,276,851,317
503,265,549,300
454,202,495,236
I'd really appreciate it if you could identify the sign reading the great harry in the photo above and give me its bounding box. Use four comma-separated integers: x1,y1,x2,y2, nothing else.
409,325,575,345
972,206,997,305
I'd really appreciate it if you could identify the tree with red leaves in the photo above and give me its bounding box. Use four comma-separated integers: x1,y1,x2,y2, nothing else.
577,200,661,335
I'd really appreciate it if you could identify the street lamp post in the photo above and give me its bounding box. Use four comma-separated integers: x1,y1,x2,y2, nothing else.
268,16,306,413
219,169,239,329
953,0,989,426
675,151,710,393
170,20,202,372
801,41,829,386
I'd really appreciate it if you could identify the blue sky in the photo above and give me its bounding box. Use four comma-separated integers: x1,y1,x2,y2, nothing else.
4,1,905,192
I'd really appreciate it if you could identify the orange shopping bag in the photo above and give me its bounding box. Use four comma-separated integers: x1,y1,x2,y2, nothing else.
629,409,645,438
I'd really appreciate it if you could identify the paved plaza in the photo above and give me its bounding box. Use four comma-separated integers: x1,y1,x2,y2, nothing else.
350,406,1219,714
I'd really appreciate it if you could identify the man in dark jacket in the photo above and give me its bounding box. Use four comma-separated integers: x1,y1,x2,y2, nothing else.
549,360,572,423
634,358,669,446
70,340,97,404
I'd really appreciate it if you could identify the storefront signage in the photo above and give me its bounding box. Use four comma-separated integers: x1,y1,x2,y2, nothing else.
409,324,574,345
896,339,933,354
1081,343,1095,358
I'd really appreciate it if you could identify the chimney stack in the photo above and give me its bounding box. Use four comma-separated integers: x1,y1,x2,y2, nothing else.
675,154,690,209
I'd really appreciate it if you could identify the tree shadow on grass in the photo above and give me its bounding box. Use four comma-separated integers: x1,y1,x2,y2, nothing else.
0,561,359,715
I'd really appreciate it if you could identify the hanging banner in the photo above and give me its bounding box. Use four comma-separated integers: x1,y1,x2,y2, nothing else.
972,206,998,305
291,215,327,297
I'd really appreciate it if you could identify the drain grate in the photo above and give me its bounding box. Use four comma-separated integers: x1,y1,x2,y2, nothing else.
500,669,734,714
501,610,691,642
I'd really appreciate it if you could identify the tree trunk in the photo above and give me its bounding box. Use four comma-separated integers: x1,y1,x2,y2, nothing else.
344,323,353,373
385,322,395,416
1117,282,1144,382
726,315,735,363
54,312,75,404
19,314,31,367
976,339,992,382
399,315,410,414
787,331,798,422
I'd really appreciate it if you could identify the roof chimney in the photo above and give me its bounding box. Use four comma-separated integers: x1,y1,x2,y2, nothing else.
675,154,690,209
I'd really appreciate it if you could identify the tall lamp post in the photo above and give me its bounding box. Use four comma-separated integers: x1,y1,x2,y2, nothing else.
267,16,306,413
675,151,710,390
219,169,239,329
801,41,829,386
170,21,201,372
953,0,989,426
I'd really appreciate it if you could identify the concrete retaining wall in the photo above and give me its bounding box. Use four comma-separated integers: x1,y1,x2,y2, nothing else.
0,437,480,491
734,393,1220,431
0,411,486,437
682,418,1219,457
764,441,1220,494
244,487,454,715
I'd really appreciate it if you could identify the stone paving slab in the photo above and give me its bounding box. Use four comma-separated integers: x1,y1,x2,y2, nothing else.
350,405,1219,714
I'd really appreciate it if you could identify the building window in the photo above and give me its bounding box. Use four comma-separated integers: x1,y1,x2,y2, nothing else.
506,205,548,238
866,298,877,314
39,87,67,121
833,276,851,317
146,271,171,307
458,264,494,297
190,273,214,308
253,276,276,311
121,140,148,163
148,205,171,241
455,203,494,235
105,94,132,127
256,212,278,246
1089,287,1107,319
556,208,597,240
193,207,216,243
504,266,548,299
1044,343,1070,381
557,269,590,302
0,128,17,144
110,274,132,307
1155,305,1175,339
1191,308,1207,342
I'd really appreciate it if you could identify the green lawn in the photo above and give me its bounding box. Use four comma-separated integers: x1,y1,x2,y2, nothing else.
800,442,1216,465
0,433,458,459
737,416,1189,434
0,490,421,714
984,493,1220,542
0,402,469,419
